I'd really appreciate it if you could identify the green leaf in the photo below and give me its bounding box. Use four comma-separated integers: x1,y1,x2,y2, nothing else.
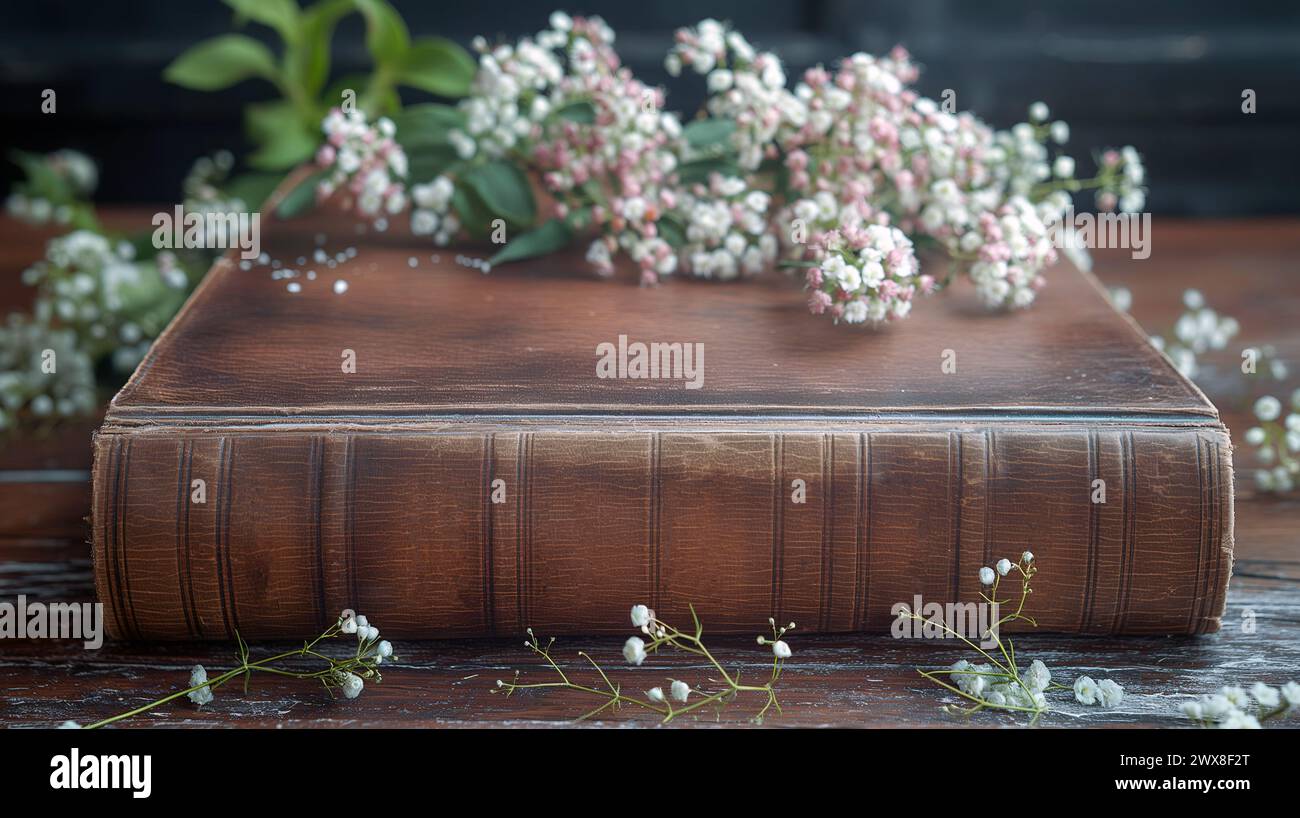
555,100,596,124
9,150,75,203
563,205,593,230
405,145,461,183
222,0,300,40
399,37,477,98
657,216,686,248
355,0,410,68
287,0,353,97
164,34,279,91
245,101,320,170
391,103,466,151
461,160,536,226
275,170,328,219
677,156,739,185
451,185,494,238
489,219,573,266
683,117,736,150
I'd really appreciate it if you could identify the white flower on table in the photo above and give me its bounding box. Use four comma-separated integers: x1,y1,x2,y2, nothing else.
187,664,213,706
622,636,647,666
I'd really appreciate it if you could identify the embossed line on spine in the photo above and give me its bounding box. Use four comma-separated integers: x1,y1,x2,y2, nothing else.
213,438,235,638
1114,431,1137,633
117,437,139,640
771,433,784,621
1211,436,1226,630
525,432,536,628
514,431,528,630
481,433,496,634
983,430,995,571
1083,430,1100,631
346,435,359,613
310,436,326,626
818,433,833,632
1200,435,1224,634
175,440,198,638
949,432,963,606
1191,434,1208,633
649,432,662,613
853,432,872,630
104,438,127,639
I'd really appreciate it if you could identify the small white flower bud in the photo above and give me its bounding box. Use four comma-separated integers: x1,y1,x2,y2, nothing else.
671,680,690,703
979,567,996,586
647,686,665,703
996,558,1012,576
623,636,647,666
1021,551,1035,564
1255,396,1282,422
772,640,792,659
340,672,364,699
630,604,652,628
1096,678,1124,708
1074,675,1098,705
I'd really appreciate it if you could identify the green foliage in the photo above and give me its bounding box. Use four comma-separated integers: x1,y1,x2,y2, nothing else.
489,218,574,266
682,116,736,150
164,0,477,172
461,160,536,229
163,34,279,90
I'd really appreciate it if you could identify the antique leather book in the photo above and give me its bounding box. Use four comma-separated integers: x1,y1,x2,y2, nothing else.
91,208,1234,640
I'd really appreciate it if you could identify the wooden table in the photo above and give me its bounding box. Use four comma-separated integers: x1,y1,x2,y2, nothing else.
2,215,1298,728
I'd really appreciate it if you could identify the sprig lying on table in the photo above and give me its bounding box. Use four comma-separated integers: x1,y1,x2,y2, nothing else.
64,610,392,729
904,553,1124,724
493,604,794,724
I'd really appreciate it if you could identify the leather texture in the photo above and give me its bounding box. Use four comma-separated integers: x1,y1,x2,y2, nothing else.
91,205,1234,640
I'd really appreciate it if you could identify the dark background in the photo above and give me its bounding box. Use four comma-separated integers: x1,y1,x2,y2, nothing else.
2,0,1297,214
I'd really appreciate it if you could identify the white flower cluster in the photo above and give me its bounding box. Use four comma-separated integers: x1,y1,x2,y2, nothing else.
451,14,685,283
410,175,459,245
316,108,408,223
180,151,248,258
756,616,795,660
676,175,777,280
665,20,802,171
20,230,184,374
187,664,214,706
457,17,568,160
803,224,922,324
1100,145,1148,214
0,313,96,431
959,196,1058,310
1072,675,1125,708
1245,391,1300,493
5,149,98,226
1180,682,1300,729
1148,289,1239,379
665,17,1148,319
622,605,792,703
336,608,394,699
948,658,1057,711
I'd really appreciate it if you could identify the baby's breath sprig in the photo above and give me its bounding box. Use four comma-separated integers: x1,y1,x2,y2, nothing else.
905,554,1126,723
493,604,794,724
71,610,393,729
1179,682,1300,729
904,552,1066,724
1146,289,1241,380
1245,391,1300,493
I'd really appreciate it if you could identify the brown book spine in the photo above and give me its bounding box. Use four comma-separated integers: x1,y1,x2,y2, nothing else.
91,422,1234,640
